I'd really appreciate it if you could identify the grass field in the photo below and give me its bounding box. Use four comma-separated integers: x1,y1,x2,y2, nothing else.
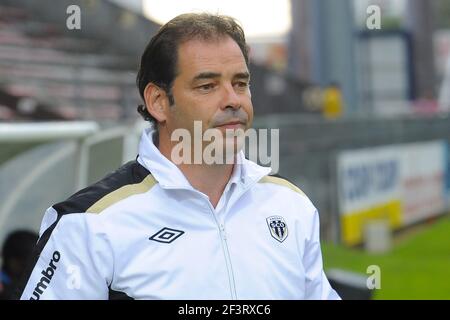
322,215,450,300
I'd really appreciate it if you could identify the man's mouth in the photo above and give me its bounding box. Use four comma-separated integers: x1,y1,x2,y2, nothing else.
215,120,246,129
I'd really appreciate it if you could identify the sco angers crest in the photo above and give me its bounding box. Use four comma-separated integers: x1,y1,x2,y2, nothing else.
266,216,288,243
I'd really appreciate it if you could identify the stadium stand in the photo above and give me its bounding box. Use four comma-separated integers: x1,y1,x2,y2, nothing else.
0,0,319,123
0,3,140,122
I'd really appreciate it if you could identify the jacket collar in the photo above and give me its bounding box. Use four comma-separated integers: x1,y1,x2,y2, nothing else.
136,128,271,190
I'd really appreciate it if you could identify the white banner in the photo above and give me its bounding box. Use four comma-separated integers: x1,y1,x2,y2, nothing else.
399,142,446,225
338,145,401,216
337,140,447,226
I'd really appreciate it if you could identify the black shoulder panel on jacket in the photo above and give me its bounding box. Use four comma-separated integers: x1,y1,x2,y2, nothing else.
12,160,150,300
53,160,151,215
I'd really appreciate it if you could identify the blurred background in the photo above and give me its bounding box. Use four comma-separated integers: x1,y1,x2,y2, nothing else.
0,0,449,299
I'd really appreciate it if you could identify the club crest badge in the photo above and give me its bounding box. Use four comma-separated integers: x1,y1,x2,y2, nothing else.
266,216,288,243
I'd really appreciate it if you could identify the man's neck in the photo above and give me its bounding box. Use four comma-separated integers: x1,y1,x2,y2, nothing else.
178,162,234,208
157,133,234,208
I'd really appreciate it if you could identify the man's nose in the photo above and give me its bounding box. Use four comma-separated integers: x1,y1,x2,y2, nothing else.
220,83,241,110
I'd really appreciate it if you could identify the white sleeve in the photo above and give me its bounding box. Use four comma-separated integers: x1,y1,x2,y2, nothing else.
18,213,113,300
38,207,58,238
303,209,341,300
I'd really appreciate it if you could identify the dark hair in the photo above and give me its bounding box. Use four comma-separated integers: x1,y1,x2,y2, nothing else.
136,13,250,125
2,230,38,273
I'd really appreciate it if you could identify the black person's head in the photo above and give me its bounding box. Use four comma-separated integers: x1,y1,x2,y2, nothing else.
2,230,38,280
136,13,250,128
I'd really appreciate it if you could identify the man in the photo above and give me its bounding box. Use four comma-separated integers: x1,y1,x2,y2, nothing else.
16,13,340,300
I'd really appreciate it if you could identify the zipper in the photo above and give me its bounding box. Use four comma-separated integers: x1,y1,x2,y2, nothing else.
161,187,238,298
195,192,238,300
209,203,238,300
210,181,263,300
160,177,265,300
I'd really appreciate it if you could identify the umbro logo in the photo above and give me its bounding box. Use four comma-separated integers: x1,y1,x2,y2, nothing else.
149,227,184,243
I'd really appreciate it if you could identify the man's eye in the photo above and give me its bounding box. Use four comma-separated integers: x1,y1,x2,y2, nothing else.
235,82,249,88
198,83,215,91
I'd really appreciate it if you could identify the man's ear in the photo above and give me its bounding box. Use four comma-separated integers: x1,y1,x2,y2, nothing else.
143,83,170,123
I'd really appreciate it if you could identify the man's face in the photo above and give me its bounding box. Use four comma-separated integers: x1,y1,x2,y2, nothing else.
163,36,253,156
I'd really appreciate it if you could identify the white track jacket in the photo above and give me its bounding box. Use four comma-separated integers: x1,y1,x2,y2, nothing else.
17,128,340,300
